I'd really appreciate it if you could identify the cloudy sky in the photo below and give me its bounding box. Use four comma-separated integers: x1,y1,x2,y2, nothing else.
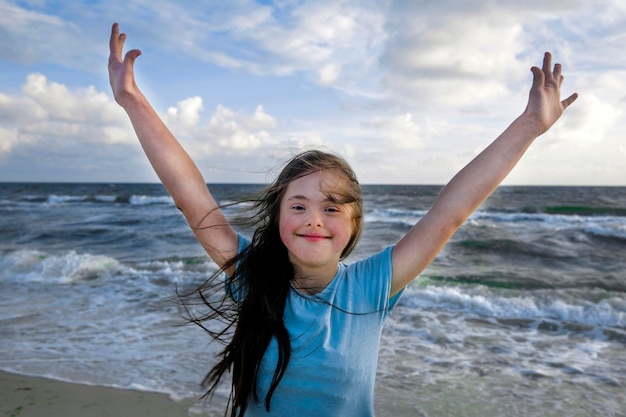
1,0,624,185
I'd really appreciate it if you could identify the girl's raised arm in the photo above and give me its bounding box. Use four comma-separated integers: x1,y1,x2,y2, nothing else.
390,52,578,296
108,23,238,270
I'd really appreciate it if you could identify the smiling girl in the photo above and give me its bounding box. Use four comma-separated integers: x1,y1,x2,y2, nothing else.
108,22,577,417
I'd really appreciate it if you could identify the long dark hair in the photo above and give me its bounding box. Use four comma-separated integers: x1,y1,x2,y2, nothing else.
181,150,363,416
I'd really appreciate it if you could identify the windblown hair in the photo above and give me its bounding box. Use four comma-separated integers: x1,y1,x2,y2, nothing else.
180,150,363,417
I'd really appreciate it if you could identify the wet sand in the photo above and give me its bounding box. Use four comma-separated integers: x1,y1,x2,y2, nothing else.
0,371,191,417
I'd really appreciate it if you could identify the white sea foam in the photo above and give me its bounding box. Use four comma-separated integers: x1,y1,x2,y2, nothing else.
0,249,217,289
47,194,86,204
364,208,426,226
0,250,119,284
401,285,626,328
129,194,174,205
94,194,118,203
585,223,626,240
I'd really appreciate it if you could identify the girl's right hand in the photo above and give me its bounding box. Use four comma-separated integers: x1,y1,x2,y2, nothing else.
108,23,142,107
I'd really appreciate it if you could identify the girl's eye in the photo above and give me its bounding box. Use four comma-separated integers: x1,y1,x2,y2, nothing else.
325,206,340,213
291,204,305,211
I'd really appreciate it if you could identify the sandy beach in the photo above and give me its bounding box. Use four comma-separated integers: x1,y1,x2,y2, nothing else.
0,371,192,417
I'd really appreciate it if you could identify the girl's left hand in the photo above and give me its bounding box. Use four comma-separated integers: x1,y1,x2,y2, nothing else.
524,52,578,137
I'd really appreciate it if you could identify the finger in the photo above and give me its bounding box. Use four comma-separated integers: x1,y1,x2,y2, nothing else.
542,52,552,76
553,63,564,87
561,92,578,110
109,23,121,57
553,62,562,79
530,66,545,91
124,49,142,66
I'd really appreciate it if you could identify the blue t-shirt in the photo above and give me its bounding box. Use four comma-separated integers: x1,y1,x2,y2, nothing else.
230,235,403,417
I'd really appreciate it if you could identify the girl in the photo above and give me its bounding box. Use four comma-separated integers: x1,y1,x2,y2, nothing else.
108,23,577,417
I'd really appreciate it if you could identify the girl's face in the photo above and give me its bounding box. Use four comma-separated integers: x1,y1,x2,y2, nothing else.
278,169,355,279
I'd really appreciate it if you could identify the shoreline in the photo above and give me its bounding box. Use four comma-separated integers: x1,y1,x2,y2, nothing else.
0,370,192,417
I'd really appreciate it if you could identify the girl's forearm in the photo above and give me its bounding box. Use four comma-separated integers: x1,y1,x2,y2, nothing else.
121,90,209,210
432,113,540,228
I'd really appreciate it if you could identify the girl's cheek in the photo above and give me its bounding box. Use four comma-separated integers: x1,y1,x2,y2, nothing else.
278,215,296,242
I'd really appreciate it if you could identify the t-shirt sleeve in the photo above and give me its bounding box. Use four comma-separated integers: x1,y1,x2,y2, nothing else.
347,245,404,319
224,233,251,302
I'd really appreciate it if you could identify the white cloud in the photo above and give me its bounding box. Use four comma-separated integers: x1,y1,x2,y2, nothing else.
379,4,534,111
0,73,283,181
318,63,341,85
0,125,19,154
166,0,387,82
208,104,277,151
557,94,622,145
165,97,204,128
21,74,119,124
0,74,130,152
361,113,425,150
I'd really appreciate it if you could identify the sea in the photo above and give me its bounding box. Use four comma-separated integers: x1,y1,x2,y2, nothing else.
1,182,625,417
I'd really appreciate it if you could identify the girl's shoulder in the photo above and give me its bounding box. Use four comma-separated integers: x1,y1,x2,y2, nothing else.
338,245,402,316
343,245,394,279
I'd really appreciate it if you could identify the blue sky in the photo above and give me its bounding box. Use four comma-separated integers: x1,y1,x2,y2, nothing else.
1,0,625,185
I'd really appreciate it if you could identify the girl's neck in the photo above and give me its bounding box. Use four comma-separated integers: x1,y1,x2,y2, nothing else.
292,265,339,295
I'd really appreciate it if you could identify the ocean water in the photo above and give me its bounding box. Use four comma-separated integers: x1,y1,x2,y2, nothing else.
1,182,625,416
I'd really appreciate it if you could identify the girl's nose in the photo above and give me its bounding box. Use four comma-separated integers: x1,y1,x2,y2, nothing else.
307,210,323,227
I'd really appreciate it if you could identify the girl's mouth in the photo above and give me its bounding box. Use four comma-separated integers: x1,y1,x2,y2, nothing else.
298,234,330,242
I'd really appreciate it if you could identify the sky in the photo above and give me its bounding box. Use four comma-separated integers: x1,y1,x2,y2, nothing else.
0,0,625,185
